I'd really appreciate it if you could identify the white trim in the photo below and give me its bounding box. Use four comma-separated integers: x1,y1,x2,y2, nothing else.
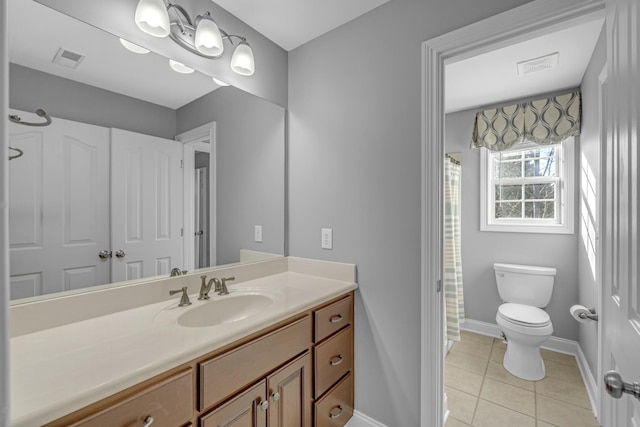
176,122,217,270
421,1,606,425
461,319,598,417
345,410,389,427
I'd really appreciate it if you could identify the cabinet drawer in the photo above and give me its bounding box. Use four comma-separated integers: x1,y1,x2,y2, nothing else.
314,326,353,398
200,315,311,411
314,294,353,343
314,373,353,427
71,369,193,427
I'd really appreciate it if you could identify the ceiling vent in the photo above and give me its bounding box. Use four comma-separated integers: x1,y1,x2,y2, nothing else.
517,52,559,76
52,48,85,69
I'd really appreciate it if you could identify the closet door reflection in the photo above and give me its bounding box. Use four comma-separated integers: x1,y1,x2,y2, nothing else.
9,112,110,299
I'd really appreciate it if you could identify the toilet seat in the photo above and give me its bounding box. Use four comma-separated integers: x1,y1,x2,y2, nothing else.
498,303,551,327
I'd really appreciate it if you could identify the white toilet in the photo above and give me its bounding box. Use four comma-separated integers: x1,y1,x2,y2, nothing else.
494,263,556,381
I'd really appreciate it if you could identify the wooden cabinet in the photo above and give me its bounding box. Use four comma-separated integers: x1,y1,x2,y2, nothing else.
312,294,354,427
47,292,354,427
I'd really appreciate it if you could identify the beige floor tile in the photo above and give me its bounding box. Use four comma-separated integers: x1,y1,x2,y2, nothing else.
446,386,478,425
472,399,536,427
446,365,484,396
446,416,470,427
480,377,535,416
490,343,506,363
446,349,489,375
544,358,582,383
536,421,557,427
485,360,535,391
536,395,599,427
540,349,577,367
460,330,495,346
493,337,507,348
451,339,492,360
535,375,591,409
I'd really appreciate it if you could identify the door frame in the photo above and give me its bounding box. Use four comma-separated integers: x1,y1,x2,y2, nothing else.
176,121,217,270
420,0,606,425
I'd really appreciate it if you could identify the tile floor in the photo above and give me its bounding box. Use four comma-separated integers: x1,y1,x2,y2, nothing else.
445,330,600,427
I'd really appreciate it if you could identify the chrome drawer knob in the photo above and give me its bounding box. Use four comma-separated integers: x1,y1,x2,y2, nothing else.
142,416,155,426
260,400,269,410
329,405,343,419
272,392,281,401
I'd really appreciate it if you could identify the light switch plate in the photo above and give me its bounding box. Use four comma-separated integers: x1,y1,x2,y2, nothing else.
321,228,333,249
254,225,262,243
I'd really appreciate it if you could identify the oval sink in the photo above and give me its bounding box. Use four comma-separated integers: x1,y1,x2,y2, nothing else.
177,293,274,328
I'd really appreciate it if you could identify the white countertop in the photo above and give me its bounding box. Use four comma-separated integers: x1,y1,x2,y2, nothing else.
10,270,357,426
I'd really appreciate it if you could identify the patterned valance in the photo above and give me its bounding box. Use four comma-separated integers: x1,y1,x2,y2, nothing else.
472,91,581,151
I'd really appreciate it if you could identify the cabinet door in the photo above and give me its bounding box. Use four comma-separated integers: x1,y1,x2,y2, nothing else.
201,380,267,427
267,352,312,427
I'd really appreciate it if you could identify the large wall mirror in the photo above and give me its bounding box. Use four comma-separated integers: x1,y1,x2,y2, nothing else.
8,0,285,302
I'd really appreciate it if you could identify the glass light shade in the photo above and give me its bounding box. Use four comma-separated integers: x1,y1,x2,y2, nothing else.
134,0,170,38
169,59,195,74
212,77,229,86
195,16,224,57
119,38,150,54
230,41,255,76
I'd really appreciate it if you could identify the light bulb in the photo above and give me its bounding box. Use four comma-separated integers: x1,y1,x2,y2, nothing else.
230,41,255,76
195,14,224,57
119,38,150,54
169,59,195,74
134,0,170,38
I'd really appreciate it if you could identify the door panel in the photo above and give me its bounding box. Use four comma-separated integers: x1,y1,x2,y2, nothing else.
267,352,312,427
9,111,110,299
110,128,183,282
601,0,640,425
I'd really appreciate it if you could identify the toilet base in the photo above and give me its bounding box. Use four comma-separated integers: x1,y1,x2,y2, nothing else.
503,340,546,381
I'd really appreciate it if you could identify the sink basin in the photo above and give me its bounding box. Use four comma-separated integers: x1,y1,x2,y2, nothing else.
177,293,274,328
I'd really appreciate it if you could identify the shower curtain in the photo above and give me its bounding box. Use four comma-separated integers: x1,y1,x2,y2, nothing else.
444,155,465,341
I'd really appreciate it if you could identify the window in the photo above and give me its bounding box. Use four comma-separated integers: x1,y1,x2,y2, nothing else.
480,139,575,234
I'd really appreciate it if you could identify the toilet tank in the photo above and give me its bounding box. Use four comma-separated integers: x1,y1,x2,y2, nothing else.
494,263,556,307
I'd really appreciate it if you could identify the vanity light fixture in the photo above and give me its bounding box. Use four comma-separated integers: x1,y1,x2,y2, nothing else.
119,38,150,54
169,59,195,74
134,0,255,76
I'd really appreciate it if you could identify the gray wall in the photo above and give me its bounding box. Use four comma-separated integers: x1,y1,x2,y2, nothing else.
177,87,285,264
578,26,606,377
9,64,176,139
288,0,533,425
445,106,579,341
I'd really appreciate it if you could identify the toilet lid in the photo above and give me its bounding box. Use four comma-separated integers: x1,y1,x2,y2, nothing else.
498,303,551,327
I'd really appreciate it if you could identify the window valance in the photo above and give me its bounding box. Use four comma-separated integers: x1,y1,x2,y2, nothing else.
472,91,581,151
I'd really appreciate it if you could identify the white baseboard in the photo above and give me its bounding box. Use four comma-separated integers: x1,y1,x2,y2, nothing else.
460,319,599,418
345,410,388,427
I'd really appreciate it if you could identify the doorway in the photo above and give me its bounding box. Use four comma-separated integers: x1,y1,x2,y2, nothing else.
420,1,607,425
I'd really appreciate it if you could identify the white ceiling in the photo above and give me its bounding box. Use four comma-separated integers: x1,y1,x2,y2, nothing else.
213,0,390,51
445,19,604,113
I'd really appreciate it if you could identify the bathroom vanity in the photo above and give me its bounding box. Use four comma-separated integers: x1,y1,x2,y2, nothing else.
10,257,357,427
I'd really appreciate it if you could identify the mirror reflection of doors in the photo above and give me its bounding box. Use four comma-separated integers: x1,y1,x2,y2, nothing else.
8,111,184,300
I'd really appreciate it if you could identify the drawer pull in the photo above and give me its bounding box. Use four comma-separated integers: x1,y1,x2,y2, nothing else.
329,314,344,323
142,416,155,427
272,392,281,401
329,355,344,366
260,400,269,410
329,405,344,419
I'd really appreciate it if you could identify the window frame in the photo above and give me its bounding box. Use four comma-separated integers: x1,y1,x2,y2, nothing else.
480,138,575,234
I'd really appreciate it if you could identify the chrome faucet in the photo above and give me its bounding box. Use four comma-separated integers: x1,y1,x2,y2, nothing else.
169,286,191,307
170,268,187,277
198,275,215,300
215,276,235,295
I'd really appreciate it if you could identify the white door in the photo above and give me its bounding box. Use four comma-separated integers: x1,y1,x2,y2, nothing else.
110,128,183,282
600,0,640,425
8,111,110,299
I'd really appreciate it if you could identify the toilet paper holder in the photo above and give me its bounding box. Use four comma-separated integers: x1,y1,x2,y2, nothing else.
579,307,599,322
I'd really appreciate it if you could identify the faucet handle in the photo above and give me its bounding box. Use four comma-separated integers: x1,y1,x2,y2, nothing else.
218,276,234,295
169,286,192,307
